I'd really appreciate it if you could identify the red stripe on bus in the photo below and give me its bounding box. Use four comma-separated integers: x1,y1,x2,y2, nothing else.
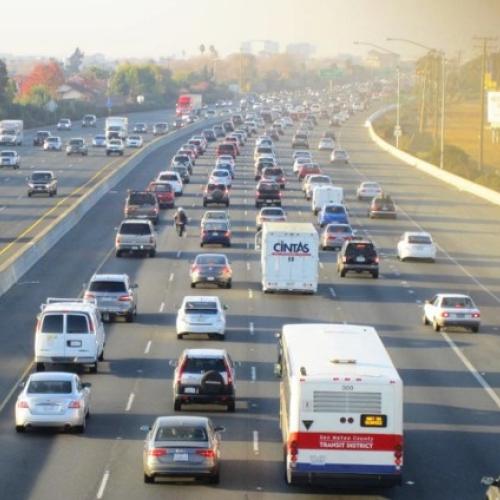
289,432,403,451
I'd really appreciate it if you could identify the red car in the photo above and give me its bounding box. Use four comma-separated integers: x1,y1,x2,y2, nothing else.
223,137,240,155
147,181,175,209
216,143,237,159
297,163,322,180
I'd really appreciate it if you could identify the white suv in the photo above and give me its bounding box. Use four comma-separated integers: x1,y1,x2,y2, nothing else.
176,296,227,340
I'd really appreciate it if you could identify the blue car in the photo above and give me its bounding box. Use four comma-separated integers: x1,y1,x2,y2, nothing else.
318,203,349,227
200,221,231,247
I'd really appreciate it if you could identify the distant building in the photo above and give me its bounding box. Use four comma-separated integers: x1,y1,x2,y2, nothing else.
241,40,280,55
364,50,400,69
286,43,316,58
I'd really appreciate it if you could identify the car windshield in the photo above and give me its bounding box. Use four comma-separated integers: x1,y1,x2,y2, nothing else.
89,281,127,293
27,380,72,394
129,193,155,205
259,183,279,191
408,235,432,244
197,255,227,265
155,425,208,442
441,297,474,308
32,173,52,182
69,140,83,145
183,357,226,373
119,223,151,235
46,138,59,143
0,152,15,157
311,176,330,183
159,174,177,181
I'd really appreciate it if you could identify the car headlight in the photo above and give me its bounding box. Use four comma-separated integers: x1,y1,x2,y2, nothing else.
28,183,34,188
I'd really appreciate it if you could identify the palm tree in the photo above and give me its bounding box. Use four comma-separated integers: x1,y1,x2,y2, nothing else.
199,44,206,56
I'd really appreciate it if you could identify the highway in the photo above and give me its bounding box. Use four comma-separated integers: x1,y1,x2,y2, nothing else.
0,105,498,500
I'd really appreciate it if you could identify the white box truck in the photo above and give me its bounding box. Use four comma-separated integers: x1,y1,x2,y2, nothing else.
105,116,128,140
259,222,319,294
0,120,24,146
312,185,344,215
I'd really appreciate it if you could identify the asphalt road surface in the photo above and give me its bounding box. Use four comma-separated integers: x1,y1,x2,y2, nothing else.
0,106,498,500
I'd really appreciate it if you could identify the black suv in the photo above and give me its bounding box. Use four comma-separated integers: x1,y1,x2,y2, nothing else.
173,348,236,412
33,130,51,146
203,183,230,207
337,239,379,279
255,181,282,208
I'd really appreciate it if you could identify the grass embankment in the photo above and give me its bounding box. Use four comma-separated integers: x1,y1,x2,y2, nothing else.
373,99,500,191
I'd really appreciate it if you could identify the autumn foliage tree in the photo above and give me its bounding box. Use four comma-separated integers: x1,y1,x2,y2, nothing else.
19,61,64,99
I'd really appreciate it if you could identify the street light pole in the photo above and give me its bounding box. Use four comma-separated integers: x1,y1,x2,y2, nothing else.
396,65,401,148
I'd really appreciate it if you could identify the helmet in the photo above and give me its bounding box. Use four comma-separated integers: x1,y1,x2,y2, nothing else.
177,207,184,213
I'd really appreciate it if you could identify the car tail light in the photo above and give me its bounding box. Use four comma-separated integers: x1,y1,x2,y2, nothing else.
149,448,167,457
149,237,154,244
17,400,29,409
84,292,95,300
119,295,132,302
374,256,380,264
202,230,208,236
222,266,231,274
224,359,233,386
441,311,449,318
191,264,199,272
224,231,231,237
68,400,81,409
177,357,188,380
116,237,121,245
196,449,216,458
472,312,480,318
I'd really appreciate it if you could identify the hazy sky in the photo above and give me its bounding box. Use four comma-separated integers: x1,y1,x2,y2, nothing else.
2,0,499,60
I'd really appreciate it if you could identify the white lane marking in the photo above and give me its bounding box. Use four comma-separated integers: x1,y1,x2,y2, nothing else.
125,392,135,412
244,210,248,216
329,287,336,298
299,210,302,216
248,289,253,299
249,322,254,335
246,262,251,272
319,262,324,269
253,430,259,454
408,290,414,294
169,272,174,282
144,340,152,354
0,206,6,212
159,302,165,313
441,331,500,409
17,195,23,200
96,470,110,499
246,242,250,249
176,250,182,258
0,361,34,414
251,366,256,382
246,225,250,232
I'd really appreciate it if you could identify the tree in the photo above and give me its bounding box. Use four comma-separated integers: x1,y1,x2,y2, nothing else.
19,61,64,98
209,45,218,58
18,84,52,107
0,59,10,106
67,48,84,75
199,44,206,56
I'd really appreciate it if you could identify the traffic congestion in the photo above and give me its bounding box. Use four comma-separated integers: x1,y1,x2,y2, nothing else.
0,89,498,500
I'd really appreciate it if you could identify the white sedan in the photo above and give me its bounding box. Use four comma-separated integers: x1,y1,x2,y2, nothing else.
126,135,144,148
423,294,480,333
356,181,383,200
15,372,91,433
209,169,232,187
43,136,62,151
156,170,183,195
397,232,436,262
318,137,335,150
176,295,227,339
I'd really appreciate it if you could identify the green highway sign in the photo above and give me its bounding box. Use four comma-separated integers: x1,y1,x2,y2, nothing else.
319,68,343,79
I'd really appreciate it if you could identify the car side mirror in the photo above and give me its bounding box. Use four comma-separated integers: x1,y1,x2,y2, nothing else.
214,426,225,433
223,304,228,310
82,382,92,389
140,425,151,432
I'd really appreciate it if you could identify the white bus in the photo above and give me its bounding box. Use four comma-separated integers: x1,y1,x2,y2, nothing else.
275,323,403,487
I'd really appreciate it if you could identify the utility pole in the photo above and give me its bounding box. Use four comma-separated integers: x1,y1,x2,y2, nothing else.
474,36,497,173
440,57,446,169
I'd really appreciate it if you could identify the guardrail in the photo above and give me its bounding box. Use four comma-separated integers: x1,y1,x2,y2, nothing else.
365,106,500,207
0,119,216,299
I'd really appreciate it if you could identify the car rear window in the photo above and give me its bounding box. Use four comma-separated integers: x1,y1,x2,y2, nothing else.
0,152,15,157
408,235,432,244
128,193,155,205
156,425,208,442
312,176,330,183
258,183,279,191
327,225,351,233
346,243,376,258
41,314,63,333
27,380,72,394
67,315,89,334
197,255,227,265
325,206,345,213
205,223,228,231
441,298,474,308
262,208,283,216
150,183,172,192
89,281,127,293
263,168,283,176
183,357,226,373
158,174,178,182
119,222,151,235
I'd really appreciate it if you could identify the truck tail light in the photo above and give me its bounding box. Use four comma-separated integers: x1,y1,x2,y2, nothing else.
288,438,299,462
374,256,380,264
119,295,132,302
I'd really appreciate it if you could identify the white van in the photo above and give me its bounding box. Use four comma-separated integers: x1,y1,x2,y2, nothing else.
312,185,344,215
34,298,106,373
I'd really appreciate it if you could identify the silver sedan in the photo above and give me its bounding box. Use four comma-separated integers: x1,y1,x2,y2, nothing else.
142,416,224,484
15,372,91,433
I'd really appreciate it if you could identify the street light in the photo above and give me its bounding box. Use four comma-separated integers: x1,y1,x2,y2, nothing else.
387,37,446,169
354,41,402,148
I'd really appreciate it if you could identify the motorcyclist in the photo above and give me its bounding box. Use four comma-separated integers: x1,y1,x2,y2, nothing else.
174,207,188,236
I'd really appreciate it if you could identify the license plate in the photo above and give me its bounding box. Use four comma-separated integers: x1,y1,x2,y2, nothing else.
212,232,218,236
184,387,197,394
454,313,465,319
207,277,215,281
356,256,366,262
132,246,139,250
174,453,189,462
382,206,388,211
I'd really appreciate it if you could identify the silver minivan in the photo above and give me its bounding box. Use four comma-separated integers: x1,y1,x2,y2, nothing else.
115,219,157,257
34,298,106,373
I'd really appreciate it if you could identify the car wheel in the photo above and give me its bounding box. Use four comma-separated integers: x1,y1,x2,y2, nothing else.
227,400,236,413
74,418,86,434
422,314,429,325
471,326,479,333
226,201,230,207
89,362,98,374
432,319,441,332
36,362,45,372
174,399,182,411
226,280,232,289
149,249,156,258
372,271,379,279
203,200,207,207
115,250,122,258
339,269,346,278
126,312,134,323
208,471,220,484
200,243,204,247
144,473,155,484
98,349,104,361
28,192,32,197
15,424,26,433
177,333,184,340
190,282,196,288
